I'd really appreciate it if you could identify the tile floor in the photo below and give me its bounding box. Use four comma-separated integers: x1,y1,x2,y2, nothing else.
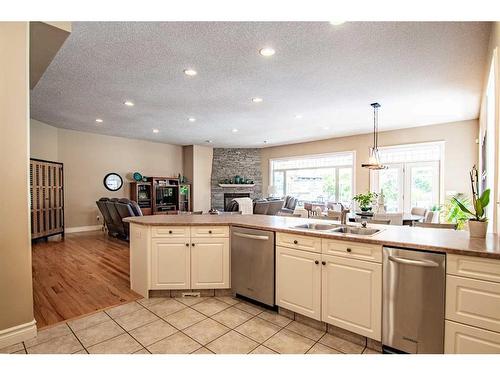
3,296,380,354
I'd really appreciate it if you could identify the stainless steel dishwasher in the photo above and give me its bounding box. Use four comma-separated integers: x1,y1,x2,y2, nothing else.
231,226,275,307
382,247,446,354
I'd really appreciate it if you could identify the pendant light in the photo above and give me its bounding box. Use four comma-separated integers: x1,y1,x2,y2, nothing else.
361,102,387,170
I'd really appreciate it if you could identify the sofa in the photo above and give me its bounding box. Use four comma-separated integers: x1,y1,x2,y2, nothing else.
96,197,143,240
226,196,298,216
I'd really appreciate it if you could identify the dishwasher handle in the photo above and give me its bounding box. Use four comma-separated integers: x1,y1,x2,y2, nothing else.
233,232,270,241
388,255,439,268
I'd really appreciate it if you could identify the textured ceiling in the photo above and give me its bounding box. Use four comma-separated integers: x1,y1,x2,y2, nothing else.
31,22,491,148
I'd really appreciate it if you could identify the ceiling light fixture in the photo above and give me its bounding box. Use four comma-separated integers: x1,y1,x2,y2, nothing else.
152,128,159,134
252,97,263,103
259,47,275,57
124,100,134,107
188,117,196,122
329,21,346,26
322,126,330,130
295,114,303,119
232,128,238,133
184,69,197,76
205,140,213,144
95,118,103,123
361,102,387,170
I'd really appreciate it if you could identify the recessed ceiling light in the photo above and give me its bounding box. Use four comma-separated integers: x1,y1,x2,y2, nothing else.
152,128,159,134
95,118,103,123
124,100,134,107
188,117,196,122
232,128,239,133
184,69,197,76
329,21,346,26
263,140,268,144
252,97,263,103
322,126,330,130
295,114,303,119
205,140,213,144
259,47,275,57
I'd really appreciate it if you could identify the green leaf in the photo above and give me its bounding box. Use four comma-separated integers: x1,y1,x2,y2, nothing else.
479,189,490,208
474,199,484,219
452,197,474,217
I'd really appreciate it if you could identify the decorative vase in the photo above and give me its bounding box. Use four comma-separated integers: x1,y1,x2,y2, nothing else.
468,220,487,238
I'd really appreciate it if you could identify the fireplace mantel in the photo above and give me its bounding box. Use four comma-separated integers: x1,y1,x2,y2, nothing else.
218,184,255,188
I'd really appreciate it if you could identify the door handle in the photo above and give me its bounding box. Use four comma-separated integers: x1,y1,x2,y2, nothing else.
233,232,269,241
388,255,439,268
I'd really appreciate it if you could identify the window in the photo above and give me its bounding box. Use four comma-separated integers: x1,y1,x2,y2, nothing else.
370,142,444,212
270,152,355,204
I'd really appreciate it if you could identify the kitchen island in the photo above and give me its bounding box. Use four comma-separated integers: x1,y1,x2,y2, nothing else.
124,214,500,353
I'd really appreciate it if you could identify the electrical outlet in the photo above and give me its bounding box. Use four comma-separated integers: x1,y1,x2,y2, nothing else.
96,216,100,222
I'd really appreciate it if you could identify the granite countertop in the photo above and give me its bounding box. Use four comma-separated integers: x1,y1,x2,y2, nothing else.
124,214,500,259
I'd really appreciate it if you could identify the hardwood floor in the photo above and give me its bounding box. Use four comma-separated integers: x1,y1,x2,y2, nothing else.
32,230,140,328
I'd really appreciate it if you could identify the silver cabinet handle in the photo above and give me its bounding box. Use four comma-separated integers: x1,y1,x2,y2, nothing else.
388,255,439,268
233,232,269,241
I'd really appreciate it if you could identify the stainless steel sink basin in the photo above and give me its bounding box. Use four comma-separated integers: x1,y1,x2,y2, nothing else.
293,223,342,231
330,226,381,236
292,223,381,236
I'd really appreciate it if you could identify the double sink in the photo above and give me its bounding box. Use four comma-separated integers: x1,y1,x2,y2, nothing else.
292,223,382,236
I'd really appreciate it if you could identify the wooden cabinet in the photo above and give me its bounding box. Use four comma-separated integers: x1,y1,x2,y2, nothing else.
276,232,322,253
191,226,229,238
321,254,382,340
276,246,322,320
445,320,500,354
151,238,191,290
447,254,500,283
152,226,190,238
191,238,230,289
30,158,64,239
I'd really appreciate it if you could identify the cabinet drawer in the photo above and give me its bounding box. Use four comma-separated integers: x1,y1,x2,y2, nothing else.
152,226,190,238
445,320,500,354
446,275,500,333
322,239,382,263
447,254,500,283
276,232,322,253
191,226,229,238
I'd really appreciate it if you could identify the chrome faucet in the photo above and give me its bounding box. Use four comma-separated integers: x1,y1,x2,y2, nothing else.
338,203,350,225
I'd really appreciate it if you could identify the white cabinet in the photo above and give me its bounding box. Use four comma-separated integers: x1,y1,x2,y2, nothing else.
276,246,322,320
191,238,230,289
149,226,230,291
151,238,191,290
321,254,382,340
445,320,500,354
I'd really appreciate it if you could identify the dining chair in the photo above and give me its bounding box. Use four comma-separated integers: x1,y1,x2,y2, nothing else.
411,207,428,218
373,213,403,225
414,222,457,229
424,211,436,223
354,217,391,225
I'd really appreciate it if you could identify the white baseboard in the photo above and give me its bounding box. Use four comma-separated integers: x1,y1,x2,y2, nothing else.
0,319,37,349
65,225,102,233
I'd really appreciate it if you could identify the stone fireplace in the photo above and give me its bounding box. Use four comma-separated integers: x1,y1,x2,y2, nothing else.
211,148,263,211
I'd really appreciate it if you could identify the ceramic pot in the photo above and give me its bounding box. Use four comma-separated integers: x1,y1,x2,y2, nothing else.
360,206,371,212
468,220,487,238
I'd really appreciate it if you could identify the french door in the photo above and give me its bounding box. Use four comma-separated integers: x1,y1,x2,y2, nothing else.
371,161,440,213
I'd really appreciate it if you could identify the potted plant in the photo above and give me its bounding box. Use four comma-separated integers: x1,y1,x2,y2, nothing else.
352,192,378,212
453,165,490,238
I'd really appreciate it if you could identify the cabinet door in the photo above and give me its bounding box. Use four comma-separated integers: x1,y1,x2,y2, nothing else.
191,238,230,289
276,246,321,320
151,238,191,289
445,320,500,354
321,254,382,340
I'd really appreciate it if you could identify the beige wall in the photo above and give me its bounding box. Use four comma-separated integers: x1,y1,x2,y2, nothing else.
30,119,59,161
261,120,479,200
182,145,213,212
192,145,213,212
0,22,35,340
479,22,500,232
30,120,183,228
